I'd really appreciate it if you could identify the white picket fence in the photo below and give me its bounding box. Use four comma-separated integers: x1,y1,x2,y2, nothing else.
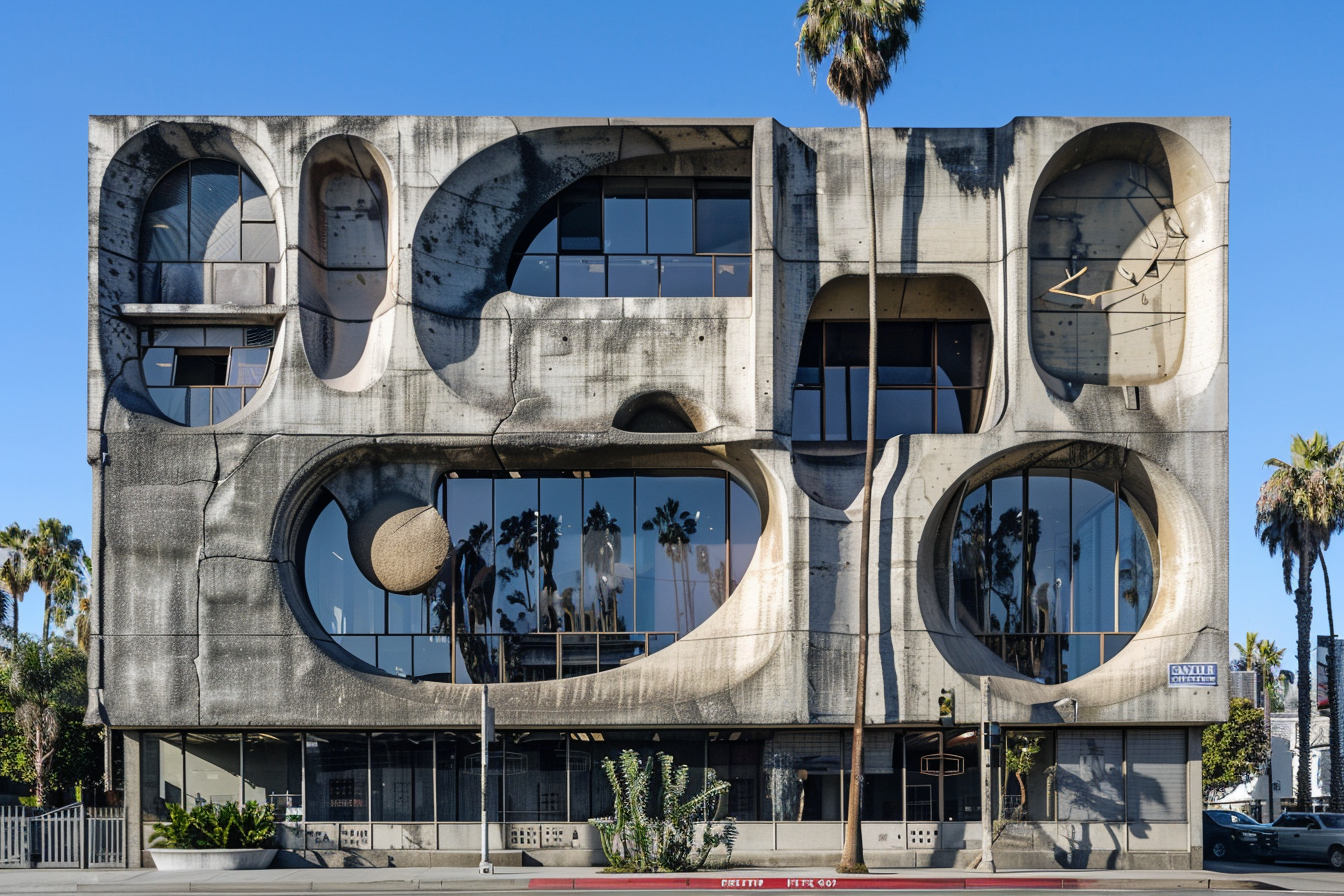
0,804,124,868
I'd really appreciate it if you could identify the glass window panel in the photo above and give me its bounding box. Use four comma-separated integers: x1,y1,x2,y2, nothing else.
902,731,941,822
849,367,869,438
636,473,727,636
647,633,676,654
695,180,751,254
798,322,823,376
1061,633,1102,682
211,387,243,424
387,592,427,633
599,633,641,673
517,200,558,255
454,632,499,684
244,388,257,404
505,733,568,822
141,165,191,261
714,258,750,297
333,634,377,666
558,256,606,297
141,733,184,820
1072,476,1117,633
935,388,967,433
1004,635,1059,684
184,733,241,808
1026,473,1071,635
823,367,848,440
435,733,464,822
729,479,761,595
941,730,982,822
659,255,712,297
558,179,602,252
443,477,496,649
606,256,658,297
937,322,988,388
414,635,453,681
245,326,275,347
189,160,242,262
647,179,693,254
495,477,540,636
226,347,270,387
511,255,557,296
581,474,634,632
240,169,272,221
540,477,584,634
305,732,368,823
1118,495,1155,631
241,222,280,263
174,353,227,386
877,322,932,379
205,327,245,347
149,387,187,424
139,262,163,304
1103,633,1133,662
561,633,598,678
825,322,868,367
244,733,303,819
603,177,646,254
507,632,558,682
875,388,933,438
150,327,204,347
142,348,175,387
986,475,1025,635
187,387,213,427
791,389,821,441
952,484,990,635
305,499,385,634
160,263,207,304
371,732,434,822
860,731,902,821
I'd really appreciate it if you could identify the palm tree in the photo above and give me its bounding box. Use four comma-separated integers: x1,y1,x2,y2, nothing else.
1234,633,1286,769
0,524,34,648
7,635,85,807
1256,433,1344,809
796,0,924,873
27,519,90,648
1323,551,1343,810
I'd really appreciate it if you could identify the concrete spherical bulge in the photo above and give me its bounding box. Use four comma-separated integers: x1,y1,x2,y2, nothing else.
347,497,450,594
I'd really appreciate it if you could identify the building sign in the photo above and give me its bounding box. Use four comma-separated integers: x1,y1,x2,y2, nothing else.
1168,663,1218,687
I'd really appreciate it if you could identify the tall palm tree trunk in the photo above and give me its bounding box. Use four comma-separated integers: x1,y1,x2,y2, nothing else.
1296,548,1315,809
840,101,878,874
1323,553,1343,811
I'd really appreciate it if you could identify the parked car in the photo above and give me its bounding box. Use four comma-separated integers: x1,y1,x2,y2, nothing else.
1204,810,1276,861
1269,812,1344,868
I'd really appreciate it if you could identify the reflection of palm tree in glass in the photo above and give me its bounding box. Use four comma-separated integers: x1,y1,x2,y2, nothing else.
698,545,726,610
537,513,561,632
437,520,496,683
496,509,539,632
641,498,699,635
582,502,623,632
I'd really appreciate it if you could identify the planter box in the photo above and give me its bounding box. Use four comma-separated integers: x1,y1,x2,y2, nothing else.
148,848,277,870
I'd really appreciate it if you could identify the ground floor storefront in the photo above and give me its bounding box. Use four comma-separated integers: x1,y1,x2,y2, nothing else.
120,727,1201,869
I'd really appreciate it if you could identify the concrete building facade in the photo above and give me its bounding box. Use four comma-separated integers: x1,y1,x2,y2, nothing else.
87,115,1229,868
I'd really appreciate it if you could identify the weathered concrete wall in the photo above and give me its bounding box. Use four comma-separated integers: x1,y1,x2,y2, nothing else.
88,115,1229,731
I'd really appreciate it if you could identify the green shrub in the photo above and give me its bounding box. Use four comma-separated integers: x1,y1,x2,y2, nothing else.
149,801,277,849
589,749,737,872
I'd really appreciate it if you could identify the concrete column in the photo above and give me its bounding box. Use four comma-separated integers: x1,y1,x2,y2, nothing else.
1187,726,1203,869
122,730,143,868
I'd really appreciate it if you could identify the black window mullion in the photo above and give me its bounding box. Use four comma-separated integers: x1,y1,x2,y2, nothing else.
931,322,939,433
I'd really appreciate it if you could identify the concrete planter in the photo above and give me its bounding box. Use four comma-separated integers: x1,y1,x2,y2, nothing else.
148,848,277,870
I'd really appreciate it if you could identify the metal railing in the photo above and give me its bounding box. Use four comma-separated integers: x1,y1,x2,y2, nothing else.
0,804,125,869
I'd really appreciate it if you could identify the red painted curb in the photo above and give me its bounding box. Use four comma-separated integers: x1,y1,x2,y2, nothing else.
529,878,1076,891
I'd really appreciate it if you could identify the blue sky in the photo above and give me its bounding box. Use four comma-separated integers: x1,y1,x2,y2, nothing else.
1,0,1340,669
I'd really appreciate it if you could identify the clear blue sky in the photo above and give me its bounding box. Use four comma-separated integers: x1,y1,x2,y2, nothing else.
2,0,1339,669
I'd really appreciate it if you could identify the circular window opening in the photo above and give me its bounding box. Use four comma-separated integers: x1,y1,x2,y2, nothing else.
139,325,275,426
300,469,762,683
947,444,1156,684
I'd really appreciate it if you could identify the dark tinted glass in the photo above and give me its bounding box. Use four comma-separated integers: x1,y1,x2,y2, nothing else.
792,389,821,440
141,165,191,261
495,477,540,635
635,474,726,636
647,179,693,254
558,179,601,252
160,263,206,304
1061,633,1101,681
1072,476,1116,632
797,322,823,377
823,366,848,439
825,322,868,367
952,484,990,634
986,475,1025,633
305,499,384,635
189,160,241,261
149,387,187,424
607,256,658,296
540,477,584,634
142,348,175,386
582,474,634,632
1118,495,1154,630
729,479,761,593
174,353,227,386
1005,635,1059,684
874,388,932,438
371,733,434,822
516,202,558,254
1025,472,1071,634
211,387,243,424
659,256,712,296
603,178,646,254
695,179,750,254
243,733,302,814
937,322,989,388
1103,633,1133,661
877,322,933,383
305,732,368,822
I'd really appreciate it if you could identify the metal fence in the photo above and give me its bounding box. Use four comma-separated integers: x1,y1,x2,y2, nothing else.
0,804,124,868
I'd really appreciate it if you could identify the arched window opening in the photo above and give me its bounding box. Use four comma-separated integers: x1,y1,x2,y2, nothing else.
948,446,1155,683
138,159,279,305
508,177,750,298
301,470,761,684
139,325,274,426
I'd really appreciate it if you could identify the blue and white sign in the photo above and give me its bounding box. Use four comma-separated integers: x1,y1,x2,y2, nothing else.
1168,663,1218,687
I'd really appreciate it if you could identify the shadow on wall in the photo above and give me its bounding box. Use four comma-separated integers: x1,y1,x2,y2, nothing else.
1028,122,1215,392
298,135,396,392
409,125,752,418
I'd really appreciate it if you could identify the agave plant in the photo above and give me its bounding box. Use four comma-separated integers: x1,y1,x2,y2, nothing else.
589,749,737,872
149,800,277,850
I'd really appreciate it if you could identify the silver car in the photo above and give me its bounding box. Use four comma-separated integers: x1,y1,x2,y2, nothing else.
1270,812,1344,868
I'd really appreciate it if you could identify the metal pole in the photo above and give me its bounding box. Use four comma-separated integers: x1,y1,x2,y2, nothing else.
981,676,995,872
480,684,494,875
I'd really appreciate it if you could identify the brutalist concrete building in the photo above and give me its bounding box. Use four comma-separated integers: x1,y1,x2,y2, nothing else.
87,115,1229,868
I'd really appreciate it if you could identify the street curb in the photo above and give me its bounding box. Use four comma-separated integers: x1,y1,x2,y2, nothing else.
526,878,1286,892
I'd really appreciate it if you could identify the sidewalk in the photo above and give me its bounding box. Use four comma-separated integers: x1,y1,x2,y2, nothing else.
2,864,1341,895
